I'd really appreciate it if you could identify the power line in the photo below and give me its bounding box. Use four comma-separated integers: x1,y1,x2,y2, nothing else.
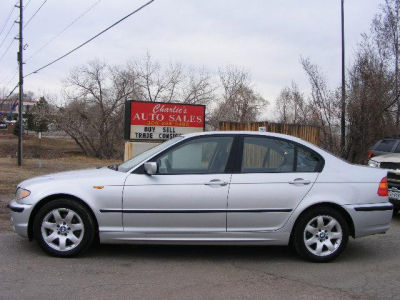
25,0,155,77
24,0,33,10
0,82,19,106
26,0,102,62
0,68,18,86
0,0,31,38
0,39,15,64
8,68,19,85
0,21,16,49
24,0,47,29
0,0,30,39
0,1,17,37
0,1,32,80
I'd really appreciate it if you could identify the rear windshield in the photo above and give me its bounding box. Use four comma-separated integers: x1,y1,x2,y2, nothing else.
395,143,400,153
375,139,397,152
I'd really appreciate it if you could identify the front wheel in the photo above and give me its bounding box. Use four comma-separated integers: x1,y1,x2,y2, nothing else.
293,207,349,262
33,199,96,257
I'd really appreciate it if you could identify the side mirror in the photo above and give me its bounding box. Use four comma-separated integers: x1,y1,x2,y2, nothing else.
144,162,157,175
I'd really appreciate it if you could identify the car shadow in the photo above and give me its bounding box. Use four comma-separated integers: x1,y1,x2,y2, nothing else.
85,243,298,263
84,239,386,263
18,237,387,264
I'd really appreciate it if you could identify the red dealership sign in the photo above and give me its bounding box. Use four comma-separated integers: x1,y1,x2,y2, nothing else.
125,101,205,141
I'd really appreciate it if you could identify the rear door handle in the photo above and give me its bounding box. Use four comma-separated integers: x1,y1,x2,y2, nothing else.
205,179,228,186
289,178,311,185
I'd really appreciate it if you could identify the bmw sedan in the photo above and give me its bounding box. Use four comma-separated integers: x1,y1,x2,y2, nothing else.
8,131,393,262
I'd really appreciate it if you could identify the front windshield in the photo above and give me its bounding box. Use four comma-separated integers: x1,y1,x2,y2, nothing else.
118,136,184,172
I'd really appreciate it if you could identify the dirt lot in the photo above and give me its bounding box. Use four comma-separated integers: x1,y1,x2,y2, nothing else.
0,134,121,231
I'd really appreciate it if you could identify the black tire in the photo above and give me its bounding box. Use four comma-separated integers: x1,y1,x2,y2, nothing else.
33,199,96,257
292,207,349,262
393,208,399,217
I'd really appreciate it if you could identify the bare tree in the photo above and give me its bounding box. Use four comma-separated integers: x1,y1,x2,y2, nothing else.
209,66,268,129
346,42,396,162
301,58,341,153
372,0,400,125
55,60,139,158
275,82,310,124
128,54,215,105
54,57,217,158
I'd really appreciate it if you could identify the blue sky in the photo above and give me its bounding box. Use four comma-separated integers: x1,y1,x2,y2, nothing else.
0,0,382,116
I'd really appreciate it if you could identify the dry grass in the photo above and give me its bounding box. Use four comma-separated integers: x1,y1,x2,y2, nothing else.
0,134,82,159
0,156,121,194
0,134,122,232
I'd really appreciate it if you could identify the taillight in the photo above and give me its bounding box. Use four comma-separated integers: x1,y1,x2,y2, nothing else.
368,151,374,159
377,177,388,196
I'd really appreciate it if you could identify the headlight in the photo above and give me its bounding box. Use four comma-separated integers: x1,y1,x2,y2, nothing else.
15,188,31,203
368,160,380,168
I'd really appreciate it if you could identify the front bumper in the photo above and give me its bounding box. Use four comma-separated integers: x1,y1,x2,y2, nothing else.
7,199,33,238
389,198,400,209
343,202,393,238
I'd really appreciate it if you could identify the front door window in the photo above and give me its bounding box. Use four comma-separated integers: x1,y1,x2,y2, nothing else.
156,137,234,174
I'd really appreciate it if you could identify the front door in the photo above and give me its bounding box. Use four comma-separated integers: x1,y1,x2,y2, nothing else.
123,136,234,233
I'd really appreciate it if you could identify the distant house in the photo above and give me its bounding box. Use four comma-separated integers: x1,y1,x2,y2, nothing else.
0,98,38,118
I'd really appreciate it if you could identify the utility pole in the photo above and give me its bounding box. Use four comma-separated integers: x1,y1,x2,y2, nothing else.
17,0,23,166
340,0,346,158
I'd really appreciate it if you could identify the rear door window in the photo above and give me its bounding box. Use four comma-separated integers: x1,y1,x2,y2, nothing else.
240,136,323,173
296,147,321,172
241,137,295,173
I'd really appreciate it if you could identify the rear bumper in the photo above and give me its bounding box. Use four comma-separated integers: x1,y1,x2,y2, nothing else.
7,199,33,238
343,202,393,238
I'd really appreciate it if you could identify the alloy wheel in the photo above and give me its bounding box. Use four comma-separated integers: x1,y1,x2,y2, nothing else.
303,215,343,257
40,208,85,252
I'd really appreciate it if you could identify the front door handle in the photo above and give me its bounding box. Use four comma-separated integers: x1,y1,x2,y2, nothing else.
205,179,228,186
289,178,311,185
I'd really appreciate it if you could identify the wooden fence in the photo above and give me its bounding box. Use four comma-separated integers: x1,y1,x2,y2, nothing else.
219,121,320,146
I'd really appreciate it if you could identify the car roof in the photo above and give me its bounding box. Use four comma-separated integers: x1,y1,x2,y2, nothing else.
180,131,352,169
184,130,298,139
182,130,318,149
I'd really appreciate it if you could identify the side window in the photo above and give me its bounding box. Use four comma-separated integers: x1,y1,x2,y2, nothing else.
375,139,396,152
156,137,233,174
241,137,295,173
296,146,320,172
394,142,400,153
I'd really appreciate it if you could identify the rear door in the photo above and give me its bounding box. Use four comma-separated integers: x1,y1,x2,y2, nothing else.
227,135,323,232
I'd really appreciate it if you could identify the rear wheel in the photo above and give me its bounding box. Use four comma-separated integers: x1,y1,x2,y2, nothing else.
33,199,95,257
293,207,349,262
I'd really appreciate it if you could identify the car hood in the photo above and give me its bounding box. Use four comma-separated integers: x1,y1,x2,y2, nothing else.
19,167,126,188
371,153,400,163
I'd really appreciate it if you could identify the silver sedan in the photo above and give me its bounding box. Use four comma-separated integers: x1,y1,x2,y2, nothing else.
8,131,393,262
